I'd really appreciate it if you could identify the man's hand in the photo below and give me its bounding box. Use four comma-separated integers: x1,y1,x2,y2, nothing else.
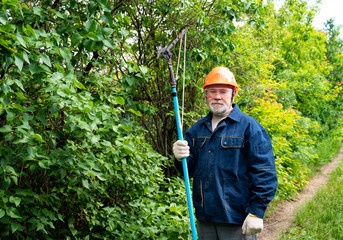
242,213,263,236
172,140,190,161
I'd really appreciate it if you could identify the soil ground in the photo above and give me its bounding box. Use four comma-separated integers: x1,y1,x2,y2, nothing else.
258,146,343,240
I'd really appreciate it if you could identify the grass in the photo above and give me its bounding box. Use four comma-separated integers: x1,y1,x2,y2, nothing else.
314,133,343,166
279,160,343,240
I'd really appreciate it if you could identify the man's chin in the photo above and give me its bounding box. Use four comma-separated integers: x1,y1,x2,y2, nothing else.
210,108,227,116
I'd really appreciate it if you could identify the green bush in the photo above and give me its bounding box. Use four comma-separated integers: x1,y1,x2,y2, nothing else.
0,1,190,239
247,91,320,200
0,71,190,238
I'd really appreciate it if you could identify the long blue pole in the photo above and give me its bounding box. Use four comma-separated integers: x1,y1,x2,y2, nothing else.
172,87,197,240
157,28,196,239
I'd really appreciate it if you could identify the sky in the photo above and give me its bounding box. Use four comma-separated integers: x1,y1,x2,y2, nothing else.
275,0,343,38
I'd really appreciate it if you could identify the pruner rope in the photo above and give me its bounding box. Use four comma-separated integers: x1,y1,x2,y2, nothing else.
175,32,187,128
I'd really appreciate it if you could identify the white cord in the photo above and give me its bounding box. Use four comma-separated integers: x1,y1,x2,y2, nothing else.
181,32,186,128
176,36,183,81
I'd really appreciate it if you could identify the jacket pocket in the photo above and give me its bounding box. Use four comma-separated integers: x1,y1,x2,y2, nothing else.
193,177,204,209
223,177,247,212
193,137,208,148
221,137,244,148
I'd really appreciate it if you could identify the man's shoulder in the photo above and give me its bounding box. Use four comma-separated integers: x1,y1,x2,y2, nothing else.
234,108,266,132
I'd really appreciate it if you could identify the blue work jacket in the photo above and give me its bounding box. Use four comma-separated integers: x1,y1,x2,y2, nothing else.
175,104,277,224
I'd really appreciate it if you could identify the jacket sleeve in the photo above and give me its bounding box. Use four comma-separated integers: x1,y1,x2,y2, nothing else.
245,125,278,219
174,130,197,179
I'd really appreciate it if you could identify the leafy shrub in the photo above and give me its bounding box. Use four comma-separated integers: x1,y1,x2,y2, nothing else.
0,1,190,239
248,91,320,200
0,70,191,239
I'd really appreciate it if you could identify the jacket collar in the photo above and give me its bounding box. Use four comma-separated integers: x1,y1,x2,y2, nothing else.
203,104,242,125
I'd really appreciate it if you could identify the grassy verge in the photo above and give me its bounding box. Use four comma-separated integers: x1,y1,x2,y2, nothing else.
264,132,343,220
279,160,343,239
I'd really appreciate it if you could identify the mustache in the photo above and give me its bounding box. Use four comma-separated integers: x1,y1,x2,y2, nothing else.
210,100,224,105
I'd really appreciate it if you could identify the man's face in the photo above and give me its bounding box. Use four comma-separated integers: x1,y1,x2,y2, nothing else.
205,84,235,117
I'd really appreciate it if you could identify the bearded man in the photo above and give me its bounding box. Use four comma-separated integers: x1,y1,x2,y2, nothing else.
173,66,278,240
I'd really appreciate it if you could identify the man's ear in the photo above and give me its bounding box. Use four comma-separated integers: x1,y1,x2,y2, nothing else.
231,90,237,102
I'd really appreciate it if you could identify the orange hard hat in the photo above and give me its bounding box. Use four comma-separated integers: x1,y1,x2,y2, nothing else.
202,66,238,91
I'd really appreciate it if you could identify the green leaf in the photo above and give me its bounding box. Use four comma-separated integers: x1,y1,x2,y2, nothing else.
94,172,107,181
124,15,131,25
0,125,12,132
68,218,77,236
87,32,99,41
32,6,43,16
102,39,114,49
125,76,135,86
34,134,45,143
14,92,27,100
15,32,26,48
13,79,25,91
12,103,25,112
119,27,129,38
115,96,125,105
85,19,97,33
82,179,89,189
101,12,113,24
0,209,5,219
102,27,113,36
11,222,21,233
29,64,51,74
23,51,30,64
37,115,48,126
6,207,21,219
3,0,20,6
128,108,142,117
90,134,100,144
41,53,51,67
14,54,24,71
96,0,111,12
101,140,112,147
38,160,50,169
72,79,86,90
0,11,9,24
139,66,149,75
49,104,59,115
71,33,83,46
51,72,64,81
25,24,36,38
119,125,133,131
49,9,65,19
9,196,21,207
59,47,72,62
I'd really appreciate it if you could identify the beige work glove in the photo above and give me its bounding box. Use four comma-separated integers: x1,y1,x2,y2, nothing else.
172,140,190,161
242,213,263,236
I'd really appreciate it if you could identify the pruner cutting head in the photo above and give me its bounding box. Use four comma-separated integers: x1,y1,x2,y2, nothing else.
157,28,187,60
157,47,172,61
157,47,166,59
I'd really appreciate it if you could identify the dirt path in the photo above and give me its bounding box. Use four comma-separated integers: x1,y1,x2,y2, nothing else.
258,146,343,240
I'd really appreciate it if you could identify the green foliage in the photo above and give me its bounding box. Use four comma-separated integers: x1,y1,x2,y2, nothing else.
0,1,189,239
247,91,320,200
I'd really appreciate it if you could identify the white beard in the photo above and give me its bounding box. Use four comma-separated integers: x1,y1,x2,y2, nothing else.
209,100,231,117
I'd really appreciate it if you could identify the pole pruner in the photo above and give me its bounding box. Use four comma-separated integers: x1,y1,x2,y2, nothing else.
157,29,198,240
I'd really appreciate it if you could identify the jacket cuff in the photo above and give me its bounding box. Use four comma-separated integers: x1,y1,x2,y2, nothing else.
247,203,267,219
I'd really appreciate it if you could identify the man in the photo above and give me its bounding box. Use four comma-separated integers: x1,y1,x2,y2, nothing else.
173,66,278,240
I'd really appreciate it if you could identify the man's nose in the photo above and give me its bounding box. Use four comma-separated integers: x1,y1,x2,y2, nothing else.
213,92,222,99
